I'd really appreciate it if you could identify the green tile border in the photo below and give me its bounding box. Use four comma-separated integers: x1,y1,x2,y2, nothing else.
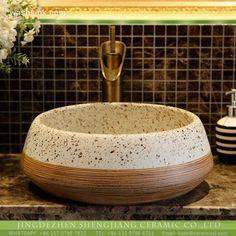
39,18,236,25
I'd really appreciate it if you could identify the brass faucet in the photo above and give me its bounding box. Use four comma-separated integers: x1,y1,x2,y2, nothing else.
100,26,126,102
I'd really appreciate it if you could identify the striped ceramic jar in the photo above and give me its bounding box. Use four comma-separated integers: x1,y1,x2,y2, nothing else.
216,122,236,158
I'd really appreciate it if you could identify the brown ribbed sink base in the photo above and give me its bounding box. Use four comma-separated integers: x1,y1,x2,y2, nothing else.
21,153,213,205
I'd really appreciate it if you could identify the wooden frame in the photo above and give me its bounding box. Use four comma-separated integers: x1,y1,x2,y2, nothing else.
39,0,236,8
36,0,236,23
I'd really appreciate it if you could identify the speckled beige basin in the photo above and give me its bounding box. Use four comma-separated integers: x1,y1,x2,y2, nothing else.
22,103,213,204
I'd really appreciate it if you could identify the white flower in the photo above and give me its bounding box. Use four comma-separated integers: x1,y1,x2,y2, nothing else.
34,20,41,34
0,48,9,63
9,0,22,11
0,0,40,73
0,17,18,49
21,28,35,46
21,0,30,8
0,1,7,15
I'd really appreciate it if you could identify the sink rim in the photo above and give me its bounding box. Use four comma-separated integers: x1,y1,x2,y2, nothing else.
24,102,211,170
35,102,200,137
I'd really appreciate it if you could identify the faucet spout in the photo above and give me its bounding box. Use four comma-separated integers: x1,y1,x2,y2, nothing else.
100,26,126,102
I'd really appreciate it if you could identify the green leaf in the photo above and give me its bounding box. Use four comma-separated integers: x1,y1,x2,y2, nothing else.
8,53,30,67
0,63,12,74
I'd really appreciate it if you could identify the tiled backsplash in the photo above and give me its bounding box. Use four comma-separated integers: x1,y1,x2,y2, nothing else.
0,25,235,153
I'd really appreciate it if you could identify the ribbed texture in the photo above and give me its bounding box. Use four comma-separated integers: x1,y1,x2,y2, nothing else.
216,124,236,156
21,153,213,205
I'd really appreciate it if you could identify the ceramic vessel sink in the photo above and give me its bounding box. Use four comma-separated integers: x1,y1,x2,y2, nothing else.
22,103,213,205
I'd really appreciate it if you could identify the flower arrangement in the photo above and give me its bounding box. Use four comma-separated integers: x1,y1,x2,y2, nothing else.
0,0,40,74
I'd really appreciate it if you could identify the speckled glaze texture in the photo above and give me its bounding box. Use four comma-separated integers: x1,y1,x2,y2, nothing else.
23,103,211,169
